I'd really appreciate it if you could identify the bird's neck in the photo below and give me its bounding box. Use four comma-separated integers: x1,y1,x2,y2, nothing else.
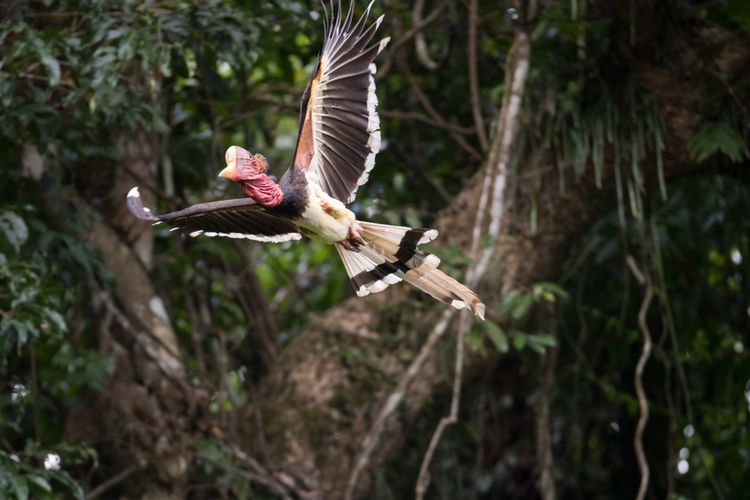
241,174,284,207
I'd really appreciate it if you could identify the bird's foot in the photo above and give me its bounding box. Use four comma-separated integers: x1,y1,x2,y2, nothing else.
340,226,365,251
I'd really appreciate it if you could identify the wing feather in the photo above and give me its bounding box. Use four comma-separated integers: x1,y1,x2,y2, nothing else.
127,187,302,243
291,0,389,204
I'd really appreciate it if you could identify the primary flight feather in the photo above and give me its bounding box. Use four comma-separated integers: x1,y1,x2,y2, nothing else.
127,0,485,319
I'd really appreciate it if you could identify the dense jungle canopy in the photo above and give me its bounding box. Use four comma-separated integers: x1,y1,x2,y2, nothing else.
1,0,749,498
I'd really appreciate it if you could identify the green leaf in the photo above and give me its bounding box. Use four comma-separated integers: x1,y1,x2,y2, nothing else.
496,289,522,318
26,474,51,493
9,475,29,500
40,53,61,86
467,325,485,352
50,471,84,500
485,322,509,353
43,308,67,333
530,334,557,347
526,333,557,355
512,293,534,320
533,282,568,301
0,211,29,252
527,340,546,354
512,332,527,350
690,123,749,163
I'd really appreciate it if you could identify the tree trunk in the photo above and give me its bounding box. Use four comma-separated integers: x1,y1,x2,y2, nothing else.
254,6,750,498
65,132,209,498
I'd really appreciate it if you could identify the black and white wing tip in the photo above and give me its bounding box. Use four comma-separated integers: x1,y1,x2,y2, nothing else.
294,1,391,204
127,186,158,222
126,186,303,243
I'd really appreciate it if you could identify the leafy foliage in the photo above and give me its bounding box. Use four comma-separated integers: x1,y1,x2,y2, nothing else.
0,443,93,500
468,282,565,355
0,210,66,358
690,122,749,163
522,29,668,222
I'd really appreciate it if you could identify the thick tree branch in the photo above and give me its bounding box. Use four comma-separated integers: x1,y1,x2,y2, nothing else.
71,132,206,496
467,29,530,285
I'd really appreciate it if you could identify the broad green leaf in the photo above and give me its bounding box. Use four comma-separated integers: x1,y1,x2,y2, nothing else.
530,333,557,347
690,123,749,163
43,309,67,333
0,211,29,252
40,53,61,86
526,333,557,354
533,282,568,301
528,341,546,354
10,475,29,500
50,471,84,500
485,322,509,353
26,474,51,493
512,332,527,351
467,325,484,352
512,293,534,320
496,289,522,318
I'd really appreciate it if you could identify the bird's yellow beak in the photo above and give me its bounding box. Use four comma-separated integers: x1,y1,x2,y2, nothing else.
218,164,235,180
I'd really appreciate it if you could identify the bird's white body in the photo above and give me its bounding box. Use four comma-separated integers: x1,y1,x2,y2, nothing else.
293,170,358,243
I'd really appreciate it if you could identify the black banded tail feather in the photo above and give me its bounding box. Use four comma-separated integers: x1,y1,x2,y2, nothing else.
336,243,402,296
358,222,437,256
126,187,302,243
335,221,485,319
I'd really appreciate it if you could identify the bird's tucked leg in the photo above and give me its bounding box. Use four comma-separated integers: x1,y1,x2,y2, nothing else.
340,224,365,251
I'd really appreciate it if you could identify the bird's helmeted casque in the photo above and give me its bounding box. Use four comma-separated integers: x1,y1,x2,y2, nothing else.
127,0,485,319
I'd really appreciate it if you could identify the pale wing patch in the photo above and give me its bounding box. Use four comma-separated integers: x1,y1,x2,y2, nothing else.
188,230,301,243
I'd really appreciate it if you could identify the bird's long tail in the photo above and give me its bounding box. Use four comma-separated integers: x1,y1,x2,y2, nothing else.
335,221,485,319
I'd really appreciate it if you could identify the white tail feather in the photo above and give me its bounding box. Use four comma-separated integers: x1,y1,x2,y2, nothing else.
335,221,485,319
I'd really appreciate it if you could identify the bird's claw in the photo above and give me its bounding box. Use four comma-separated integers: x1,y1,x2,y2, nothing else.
340,226,365,251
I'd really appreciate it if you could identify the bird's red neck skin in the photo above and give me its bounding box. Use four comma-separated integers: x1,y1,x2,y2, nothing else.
241,174,284,207
223,147,284,207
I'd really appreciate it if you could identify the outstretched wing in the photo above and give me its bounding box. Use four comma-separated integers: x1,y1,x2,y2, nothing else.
291,0,389,204
127,187,302,243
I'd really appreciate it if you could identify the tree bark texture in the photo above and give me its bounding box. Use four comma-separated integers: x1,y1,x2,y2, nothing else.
65,131,210,497
254,7,750,499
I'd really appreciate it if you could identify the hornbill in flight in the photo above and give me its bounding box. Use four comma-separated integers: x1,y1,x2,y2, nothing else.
127,1,485,319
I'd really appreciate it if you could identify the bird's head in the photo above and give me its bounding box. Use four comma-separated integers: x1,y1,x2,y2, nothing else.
219,146,268,182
